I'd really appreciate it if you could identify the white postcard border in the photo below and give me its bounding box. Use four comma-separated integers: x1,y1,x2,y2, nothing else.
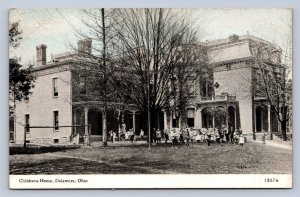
9,174,292,189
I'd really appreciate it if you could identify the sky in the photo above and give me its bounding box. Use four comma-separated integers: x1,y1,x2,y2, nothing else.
9,8,292,67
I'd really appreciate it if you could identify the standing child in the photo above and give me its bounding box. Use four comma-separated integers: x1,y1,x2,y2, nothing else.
185,128,190,148
140,129,144,140
239,131,245,146
171,129,177,148
206,128,212,146
234,129,239,146
113,131,117,142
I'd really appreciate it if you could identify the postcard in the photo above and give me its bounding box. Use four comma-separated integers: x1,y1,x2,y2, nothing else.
9,8,292,189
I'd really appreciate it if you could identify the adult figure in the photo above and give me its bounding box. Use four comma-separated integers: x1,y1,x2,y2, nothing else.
179,128,184,145
109,130,113,142
121,122,126,140
229,127,234,144
164,129,169,144
224,126,229,143
152,128,157,143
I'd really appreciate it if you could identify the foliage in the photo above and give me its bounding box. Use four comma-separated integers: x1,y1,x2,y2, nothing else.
9,21,22,48
9,58,35,102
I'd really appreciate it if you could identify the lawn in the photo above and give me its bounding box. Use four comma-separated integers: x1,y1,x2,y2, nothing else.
9,142,292,174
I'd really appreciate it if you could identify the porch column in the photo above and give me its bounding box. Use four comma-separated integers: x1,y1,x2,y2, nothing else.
170,111,173,129
278,120,282,134
234,107,237,130
268,105,271,132
261,107,264,131
212,109,215,130
226,107,229,132
198,108,202,129
157,112,160,129
254,105,257,132
163,110,168,131
84,107,88,135
132,111,136,134
73,110,77,135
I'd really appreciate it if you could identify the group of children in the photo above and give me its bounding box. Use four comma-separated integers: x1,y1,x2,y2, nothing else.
108,128,135,143
163,126,245,148
108,125,246,147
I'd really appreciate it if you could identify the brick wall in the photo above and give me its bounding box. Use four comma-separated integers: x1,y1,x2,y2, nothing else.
213,62,253,133
15,66,73,145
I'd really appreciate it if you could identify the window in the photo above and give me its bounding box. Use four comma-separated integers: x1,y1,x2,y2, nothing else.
53,111,59,131
187,118,194,128
79,76,87,94
172,111,179,128
53,78,58,97
172,118,178,128
226,64,231,70
187,109,195,128
25,114,30,133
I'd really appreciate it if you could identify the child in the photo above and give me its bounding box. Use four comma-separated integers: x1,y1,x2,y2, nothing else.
195,129,201,143
170,129,177,148
233,129,239,146
156,129,161,143
206,128,213,146
140,129,144,140
239,132,245,146
184,128,190,148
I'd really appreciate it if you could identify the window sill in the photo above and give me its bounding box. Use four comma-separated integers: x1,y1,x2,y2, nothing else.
53,96,59,99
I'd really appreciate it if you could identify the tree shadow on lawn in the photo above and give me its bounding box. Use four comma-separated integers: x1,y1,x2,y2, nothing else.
10,158,150,175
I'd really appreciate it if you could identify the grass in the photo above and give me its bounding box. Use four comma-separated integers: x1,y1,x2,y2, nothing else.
9,142,292,174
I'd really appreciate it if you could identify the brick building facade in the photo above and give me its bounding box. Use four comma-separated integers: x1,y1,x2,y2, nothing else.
13,34,287,145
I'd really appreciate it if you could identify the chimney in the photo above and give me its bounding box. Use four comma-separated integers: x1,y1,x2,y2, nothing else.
77,38,92,54
36,44,47,66
229,34,239,42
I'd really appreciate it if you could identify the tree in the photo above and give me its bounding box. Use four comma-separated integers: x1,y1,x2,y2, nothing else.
70,8,122,146
71,8,206,144
251,41,292,141
115,9,204,141
9,21,35,142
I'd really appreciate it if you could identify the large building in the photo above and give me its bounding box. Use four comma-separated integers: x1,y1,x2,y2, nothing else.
13,34,288,145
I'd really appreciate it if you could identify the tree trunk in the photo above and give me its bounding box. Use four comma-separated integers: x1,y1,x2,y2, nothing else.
102,109,108,146
101,8,108,147
281,120,287,141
